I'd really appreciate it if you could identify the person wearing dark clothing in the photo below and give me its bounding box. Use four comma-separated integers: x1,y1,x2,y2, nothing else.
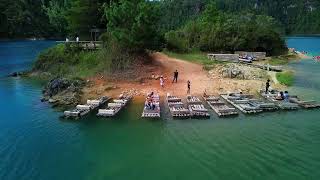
172,70,179,83
266,79,270,93
187,80,191,94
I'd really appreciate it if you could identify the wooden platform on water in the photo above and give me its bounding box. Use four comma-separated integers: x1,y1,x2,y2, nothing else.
63,96,110,119
203,95,238,117
289,97,320,109
220,93,263,114
97,95,132,117
167,93,190,118
187,95,210,118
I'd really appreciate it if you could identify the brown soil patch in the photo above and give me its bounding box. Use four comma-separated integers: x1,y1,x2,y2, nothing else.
81,52,280,101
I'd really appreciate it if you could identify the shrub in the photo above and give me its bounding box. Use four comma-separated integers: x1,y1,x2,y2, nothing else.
276,71,294,86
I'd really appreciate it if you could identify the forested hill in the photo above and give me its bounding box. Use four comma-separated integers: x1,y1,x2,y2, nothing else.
1,0,320,38
216,0,320,34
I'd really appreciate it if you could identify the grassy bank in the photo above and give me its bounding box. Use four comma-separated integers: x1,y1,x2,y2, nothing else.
33,44,110,79
32,43,141,79
268,52,300,65
162,50,223,70
276,71,295,86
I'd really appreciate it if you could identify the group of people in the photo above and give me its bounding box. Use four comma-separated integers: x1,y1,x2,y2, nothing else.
159,70,191,94
265,79,290,101
145,92,156,110
276,91,290,101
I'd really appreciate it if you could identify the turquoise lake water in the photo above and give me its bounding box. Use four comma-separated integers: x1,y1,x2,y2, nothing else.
1,38,320,180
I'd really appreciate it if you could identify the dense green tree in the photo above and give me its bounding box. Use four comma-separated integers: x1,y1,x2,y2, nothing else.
66,0,108,37
104,0,160,51
165,1,287,55
44,0,71,36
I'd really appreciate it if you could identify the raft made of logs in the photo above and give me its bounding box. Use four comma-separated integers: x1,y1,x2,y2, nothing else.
188,104,210,118
97,95,132,117
63,96,110,119
220,93,263,114
204,95,238,117
187,95,210,118
167,93,190,118
289,97,320,109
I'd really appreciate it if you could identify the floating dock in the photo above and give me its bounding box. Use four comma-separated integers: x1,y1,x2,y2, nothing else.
187,95,210,118
142,93,161,118
203,95,238,117
220,93,263,114
167,93,190,118
63,96,110,119
97,95,132,117
260,91,299,110
289,97,320,109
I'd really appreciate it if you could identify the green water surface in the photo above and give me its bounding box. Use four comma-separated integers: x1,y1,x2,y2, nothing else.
0,38,320,180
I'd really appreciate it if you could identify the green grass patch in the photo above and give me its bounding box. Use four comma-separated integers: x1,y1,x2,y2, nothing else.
33,44,115,79
268,57,290,65
268,52,299,65
162,50,223,70
276,71,294,86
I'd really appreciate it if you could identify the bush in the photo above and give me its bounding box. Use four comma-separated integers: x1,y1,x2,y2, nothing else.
164,30,189,52
276,71,294,86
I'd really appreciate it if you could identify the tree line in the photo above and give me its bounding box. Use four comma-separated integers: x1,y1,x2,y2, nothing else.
2,0,318,55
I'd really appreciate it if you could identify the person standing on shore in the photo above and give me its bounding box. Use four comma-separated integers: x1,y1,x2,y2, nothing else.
172,70,179,83
187,80,191,94
160,76,164,88
265,79,270,93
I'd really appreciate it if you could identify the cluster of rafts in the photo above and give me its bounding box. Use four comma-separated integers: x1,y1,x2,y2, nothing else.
165,90,320,119
62,90,320,119
63,94,132,119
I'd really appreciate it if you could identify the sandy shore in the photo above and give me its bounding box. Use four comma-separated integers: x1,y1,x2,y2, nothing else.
81,53,282,101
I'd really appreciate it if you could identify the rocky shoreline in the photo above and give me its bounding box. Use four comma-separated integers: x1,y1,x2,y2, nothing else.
41,78,85,107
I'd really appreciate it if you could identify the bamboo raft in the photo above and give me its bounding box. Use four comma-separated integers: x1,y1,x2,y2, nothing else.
203,95,238,117
97,95,132,117
289,97,320,109
167,93,190,118
142,93,161,118
63,96,110,119
186,95,202,105
187,96,210,118
260,91,299,110
220,93,263,114
249,99,278,111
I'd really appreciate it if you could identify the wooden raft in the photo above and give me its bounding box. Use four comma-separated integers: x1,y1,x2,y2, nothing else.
203,95,238,117
187,95,210,118
220,93,263,114
167,93,190,118
97,95,132,117
63,96,110,119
